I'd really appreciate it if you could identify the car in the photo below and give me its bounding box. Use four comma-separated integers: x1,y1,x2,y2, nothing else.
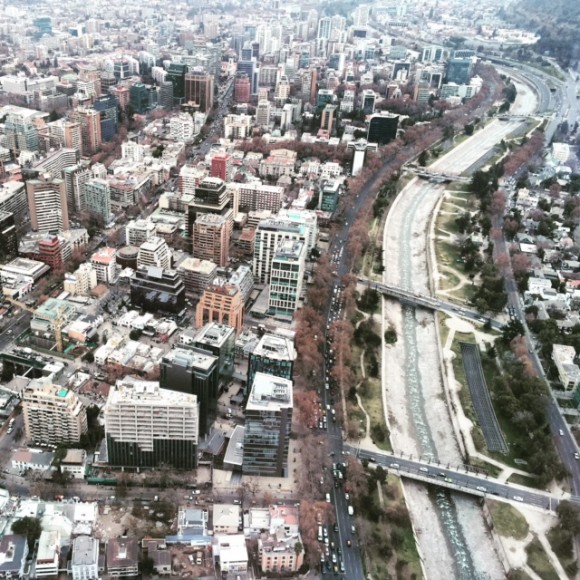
233,499,241,505
346,540,352,547
575,452,580,460
513,496,524,502
344,493,350,500
419,467,429,473
476,486,487,493
559,429,564,436
326,493,331,503
333,524,339,533
389,463,400,469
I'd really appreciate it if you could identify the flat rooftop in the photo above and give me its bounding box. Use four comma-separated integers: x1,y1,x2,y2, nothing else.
247,372,293,412
194,322,234,347
108,377,198,407
162,347,217,372
253,332,296,361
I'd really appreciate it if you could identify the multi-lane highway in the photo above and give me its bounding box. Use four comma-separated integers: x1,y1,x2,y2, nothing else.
350,446,562,512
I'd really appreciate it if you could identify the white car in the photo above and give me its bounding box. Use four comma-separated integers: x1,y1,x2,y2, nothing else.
513,496,524,502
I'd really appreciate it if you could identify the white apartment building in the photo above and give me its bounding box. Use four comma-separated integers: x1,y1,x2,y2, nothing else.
137,237,171,270
64,263,98,296
253,218,307,284
126,219,156,246
552,344,580,391
268,240,306,316
239,182,284,213
170,113,196,142
277,208,318,251
179,165,206,196
224,114,253,140
256,100,271,127
90,247,117,284
71,535,99,580
22,382,87,446
104,378,199,469
35,531,60,578
121,141,145,163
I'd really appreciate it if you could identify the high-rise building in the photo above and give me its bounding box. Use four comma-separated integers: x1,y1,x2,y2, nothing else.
237,59,258,94
104,378,199,469
169,113,195,142
234,75,251,103
137,236,171,270
93,95,118,142
129,83,156,114
256,100,271,127
195,283,244,333
0,182,28,225
0,211,18,262
62,164,91,213
38,234,64,271
126,219,156,246
166,63,188,103
367,112,399,145
22,382,87,445
190,322,236,378
238,183,284,214
243,372,293,477
159,81,174,109
187,177,232,239
160,347,218,436
184,72,214,113
90,247,117,283
446,58,474,85
69,107,102,156
320,104,336,135
4,107,44,154
177,255,216,295
26,174,69,233
274,75,290,105
317,17,332,40
130,266,186,314
193,213,230,267
247,331,296,388
34,148,79,180
84,178,111,225
361,89,376,114
211,153,232,182
253,218,307,284
268,240,306,317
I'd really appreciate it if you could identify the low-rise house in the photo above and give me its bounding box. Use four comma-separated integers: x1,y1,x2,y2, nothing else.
71,535,99,580
0,535,28,580
11,449,55,474
213,504,240,535
214,534,248,575
60,449,87,479
106,538,138,578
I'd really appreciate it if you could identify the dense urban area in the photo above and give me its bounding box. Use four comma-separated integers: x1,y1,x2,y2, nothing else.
0,0,578,578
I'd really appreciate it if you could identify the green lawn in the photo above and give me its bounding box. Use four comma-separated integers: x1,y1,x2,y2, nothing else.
488,500,529,540
526,537,560,580
439,269,462,292
507,473,543,490
359,372,391,452
435,240,461,268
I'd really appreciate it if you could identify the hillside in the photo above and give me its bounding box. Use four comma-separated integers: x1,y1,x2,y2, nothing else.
510,0,580,68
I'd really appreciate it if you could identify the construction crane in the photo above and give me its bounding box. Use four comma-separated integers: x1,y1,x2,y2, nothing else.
6,298,67,353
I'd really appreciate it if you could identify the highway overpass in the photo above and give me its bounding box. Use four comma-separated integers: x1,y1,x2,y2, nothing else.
349,445,564,512
358,278,504,330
